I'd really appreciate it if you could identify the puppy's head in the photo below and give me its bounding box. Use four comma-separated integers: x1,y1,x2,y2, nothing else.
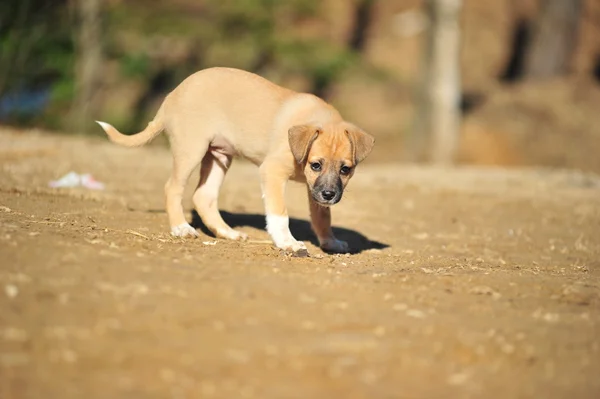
289,122,374,206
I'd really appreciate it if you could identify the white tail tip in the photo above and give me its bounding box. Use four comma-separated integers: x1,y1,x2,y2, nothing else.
95,120,112,132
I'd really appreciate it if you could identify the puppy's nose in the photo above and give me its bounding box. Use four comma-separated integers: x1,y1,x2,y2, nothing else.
321,190,336,201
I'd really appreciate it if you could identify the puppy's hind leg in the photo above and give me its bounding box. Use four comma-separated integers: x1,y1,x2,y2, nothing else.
193,152,247,241
166,139,208,238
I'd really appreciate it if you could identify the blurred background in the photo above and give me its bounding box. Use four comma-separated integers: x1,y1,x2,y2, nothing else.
1,0,599,171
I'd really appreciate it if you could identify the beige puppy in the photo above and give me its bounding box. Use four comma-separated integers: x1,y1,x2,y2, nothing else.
97,67,374,254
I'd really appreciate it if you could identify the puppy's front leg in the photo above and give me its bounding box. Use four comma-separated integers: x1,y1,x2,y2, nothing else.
260,163,307,254
308,194,349,253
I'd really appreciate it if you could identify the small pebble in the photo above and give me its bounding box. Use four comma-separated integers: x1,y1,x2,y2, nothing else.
301,321,315,330
393,303,408,311
413,232,429,240
373,326,386,337
1,327,28,342
299,293,316,303
0,353,29,367
61,350,78,364
406,309,426,319
4,284,18,298
469,285,501,299
447,372,470,386
364,248,382,254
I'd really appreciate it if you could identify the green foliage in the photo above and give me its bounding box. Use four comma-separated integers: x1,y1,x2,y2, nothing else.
2,0,370,131
0,0,73,124
120,53,151,79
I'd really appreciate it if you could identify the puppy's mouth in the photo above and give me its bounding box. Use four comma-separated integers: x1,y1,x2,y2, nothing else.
312,189,342,206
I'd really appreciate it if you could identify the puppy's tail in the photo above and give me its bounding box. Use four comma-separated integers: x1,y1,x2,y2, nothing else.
96,107,165,148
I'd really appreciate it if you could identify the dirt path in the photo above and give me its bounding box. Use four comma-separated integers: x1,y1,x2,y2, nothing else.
1,129,599,399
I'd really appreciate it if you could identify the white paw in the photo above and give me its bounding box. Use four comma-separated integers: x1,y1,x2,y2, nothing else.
217,229,248,241
170,223,199,238
277,239,307,254
266,214,308,255
320,238,349,253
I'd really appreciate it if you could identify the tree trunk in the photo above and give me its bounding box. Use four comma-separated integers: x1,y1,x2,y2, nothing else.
70,0,103,133
348,0,375,53
524,0,582,79
409,0,462,165
310,0,375,98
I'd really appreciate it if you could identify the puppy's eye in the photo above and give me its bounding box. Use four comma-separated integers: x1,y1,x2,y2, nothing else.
340,165,352,175
310,162,322,172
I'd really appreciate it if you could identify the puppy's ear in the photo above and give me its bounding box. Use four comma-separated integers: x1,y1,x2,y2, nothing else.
288,125,320,164
345,124,375,164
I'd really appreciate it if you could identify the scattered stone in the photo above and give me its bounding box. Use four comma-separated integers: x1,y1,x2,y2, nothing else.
0,353,29,367
9,273,31,283
299,293,316,304
200,381,216,396
4,284,18,299
501,343,515,354
58,293,69,304
1,327,28,342
0,206,11,213
301,320,315,330
160,368,176,382
62,349,78,363
226,349,249,364
364,248,383,254
373,326,386,337
212,321,225,331
406,309,426,319
447,372,470,386
532,309,560,323
360,369,380,385
469,285,501,299
291,248,309,258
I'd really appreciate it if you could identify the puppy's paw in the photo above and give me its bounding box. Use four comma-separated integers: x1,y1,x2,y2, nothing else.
320,238,349,253
278,239,308,256
217,229,248,241
170,223,200,238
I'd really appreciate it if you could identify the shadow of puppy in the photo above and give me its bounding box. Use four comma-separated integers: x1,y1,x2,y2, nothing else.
190,210,388,254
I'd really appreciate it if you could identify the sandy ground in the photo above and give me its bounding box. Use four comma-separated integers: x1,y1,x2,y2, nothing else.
1,128,599,399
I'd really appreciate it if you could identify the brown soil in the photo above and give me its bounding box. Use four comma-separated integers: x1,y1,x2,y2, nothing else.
1,128,599,398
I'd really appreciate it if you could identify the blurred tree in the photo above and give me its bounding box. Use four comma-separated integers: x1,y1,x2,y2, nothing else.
524,0,582,79
0,0,72,124
410,0,462,165
348,0,375,53
310,0,374,98
69,0,104,133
